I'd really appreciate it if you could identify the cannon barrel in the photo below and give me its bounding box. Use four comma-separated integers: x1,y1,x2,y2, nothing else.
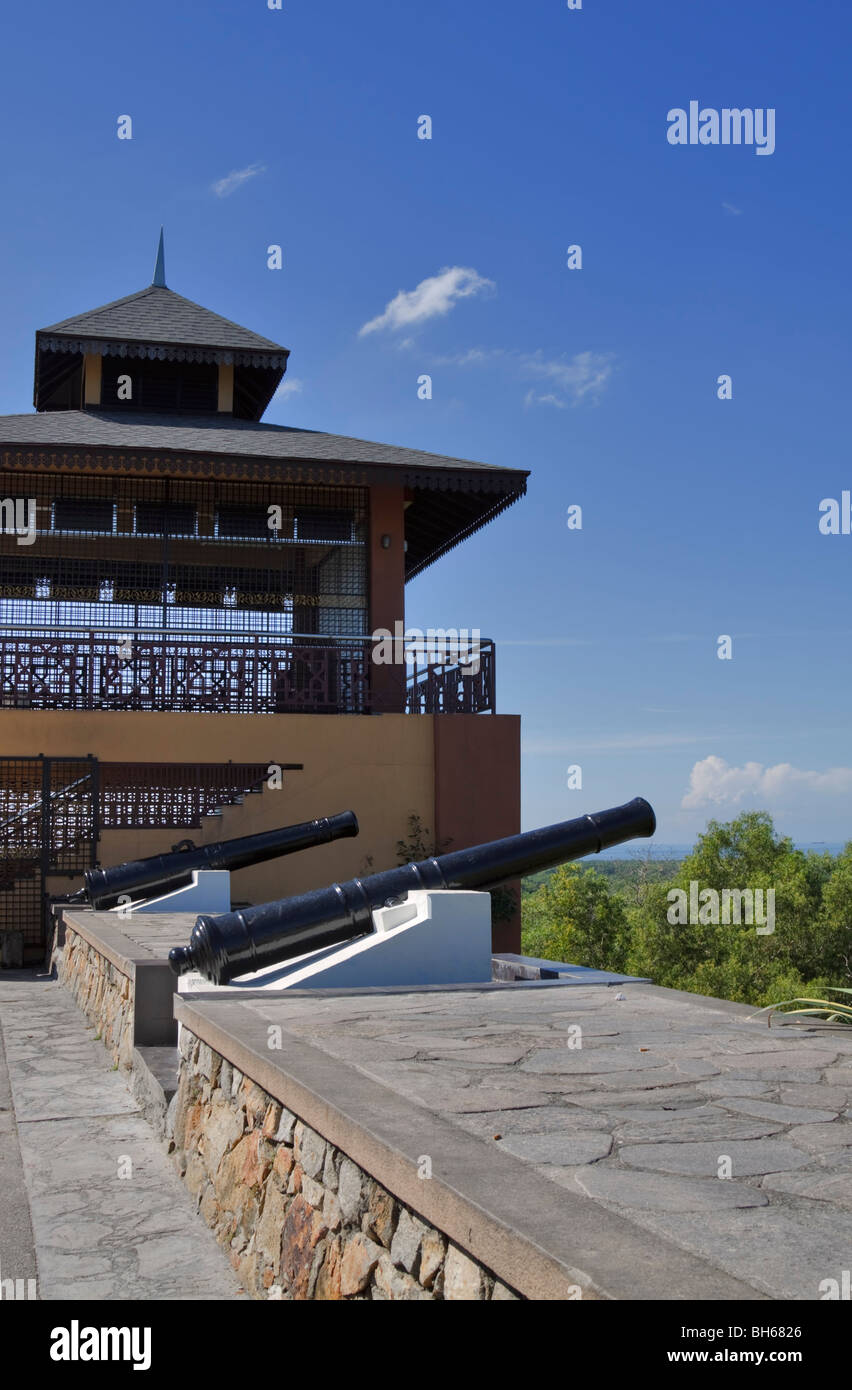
169,796,655,985
71,811,359,911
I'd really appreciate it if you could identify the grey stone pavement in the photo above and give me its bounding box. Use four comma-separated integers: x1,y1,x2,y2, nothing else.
235,980,852,1300
0,971,242,1300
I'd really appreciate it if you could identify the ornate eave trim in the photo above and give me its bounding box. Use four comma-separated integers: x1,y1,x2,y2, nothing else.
36,335,289,371
0,445,526,494
406,490,526,580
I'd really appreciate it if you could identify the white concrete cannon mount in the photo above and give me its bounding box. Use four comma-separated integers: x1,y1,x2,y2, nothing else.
114,869,232,916
177,889,494,994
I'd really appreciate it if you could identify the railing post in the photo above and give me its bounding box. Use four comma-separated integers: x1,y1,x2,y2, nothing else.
88,629,96,712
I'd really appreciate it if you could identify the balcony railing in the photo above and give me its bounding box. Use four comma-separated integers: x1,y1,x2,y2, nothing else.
0,626,496,717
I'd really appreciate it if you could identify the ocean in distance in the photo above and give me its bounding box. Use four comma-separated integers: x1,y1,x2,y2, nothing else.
595,841,848,861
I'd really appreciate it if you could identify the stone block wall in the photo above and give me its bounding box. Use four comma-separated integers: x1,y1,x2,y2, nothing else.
55,927,134,1070
170,1028,522,1301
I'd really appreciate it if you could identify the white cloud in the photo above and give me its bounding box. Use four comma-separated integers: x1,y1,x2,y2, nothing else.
521,350,614,407
274,377,303,399
523,389,563,408
432,347,505,367
682,755,852,809
211,163,266,198
722,201,742,215
359,267,494,336
427,344,614,407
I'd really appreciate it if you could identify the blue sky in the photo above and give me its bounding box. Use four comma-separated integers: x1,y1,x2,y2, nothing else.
1,0,850,844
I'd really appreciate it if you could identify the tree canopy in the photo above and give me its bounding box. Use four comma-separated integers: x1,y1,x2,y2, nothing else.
522,811,851,1007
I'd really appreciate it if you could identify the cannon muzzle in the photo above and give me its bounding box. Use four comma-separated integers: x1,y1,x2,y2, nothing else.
169,796,655,985
76,811,359,911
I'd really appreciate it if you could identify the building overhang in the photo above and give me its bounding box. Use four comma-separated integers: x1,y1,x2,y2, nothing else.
0,428,528,581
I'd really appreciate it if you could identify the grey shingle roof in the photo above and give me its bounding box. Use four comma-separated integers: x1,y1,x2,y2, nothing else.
39,286,287,354
0,410,526,484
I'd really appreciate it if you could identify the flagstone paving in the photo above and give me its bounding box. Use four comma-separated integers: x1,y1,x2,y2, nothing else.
0,972,242,1300
5,960,852,1301
234,979,852,1299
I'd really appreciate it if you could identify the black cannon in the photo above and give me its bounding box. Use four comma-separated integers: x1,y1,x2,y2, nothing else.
63,812,359,912
169,796,655,985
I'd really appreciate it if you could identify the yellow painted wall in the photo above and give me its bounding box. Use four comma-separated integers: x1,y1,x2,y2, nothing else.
1,711,435,904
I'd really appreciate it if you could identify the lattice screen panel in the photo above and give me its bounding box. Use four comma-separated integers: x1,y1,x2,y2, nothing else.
0,473,368,636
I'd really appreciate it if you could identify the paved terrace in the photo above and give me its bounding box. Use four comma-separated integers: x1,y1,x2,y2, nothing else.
0,972,242,1300
177,979,852,1300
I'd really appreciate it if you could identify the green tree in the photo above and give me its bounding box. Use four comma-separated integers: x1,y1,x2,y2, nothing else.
523,864,630,971
522,812,852,1008
628,812,847,1005
816,843,852,985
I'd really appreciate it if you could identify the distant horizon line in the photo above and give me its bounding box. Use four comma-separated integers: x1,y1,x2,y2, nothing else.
592,840,849,860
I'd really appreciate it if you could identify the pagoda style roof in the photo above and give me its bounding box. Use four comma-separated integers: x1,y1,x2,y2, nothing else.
0,408,511,474
17,242,528,575
0,410,528,578
37,285,289,370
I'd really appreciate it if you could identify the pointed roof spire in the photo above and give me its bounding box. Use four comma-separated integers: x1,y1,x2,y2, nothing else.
152,227,166,288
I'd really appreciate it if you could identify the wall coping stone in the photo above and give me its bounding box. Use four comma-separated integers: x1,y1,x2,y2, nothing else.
174,992,768,1303
58,909,188,1046
57,909,194,975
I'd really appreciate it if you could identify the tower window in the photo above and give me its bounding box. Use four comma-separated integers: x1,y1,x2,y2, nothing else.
52,498,116,533
101,358,218,414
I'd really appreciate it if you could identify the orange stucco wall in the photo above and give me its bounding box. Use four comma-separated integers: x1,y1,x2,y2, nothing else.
1,710,435,904
2,707,522,948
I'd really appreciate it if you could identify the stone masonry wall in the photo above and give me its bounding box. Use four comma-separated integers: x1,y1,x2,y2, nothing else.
170,1028,522,1301
55,927,134,1070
